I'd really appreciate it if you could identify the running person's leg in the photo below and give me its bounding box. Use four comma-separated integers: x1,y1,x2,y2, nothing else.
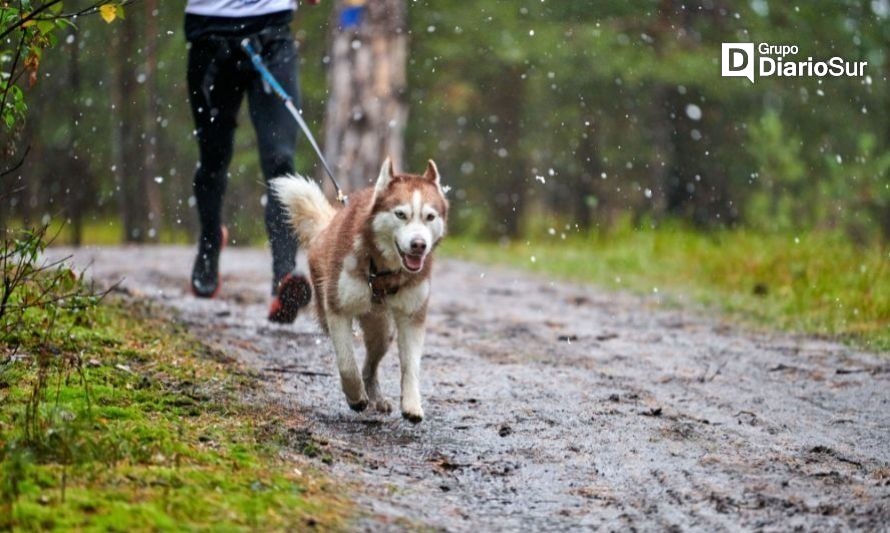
245,29,301,294
245,29,312,323
187,38,246,297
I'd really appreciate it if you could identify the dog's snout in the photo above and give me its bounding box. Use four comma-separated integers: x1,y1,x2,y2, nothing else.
410,238,427,254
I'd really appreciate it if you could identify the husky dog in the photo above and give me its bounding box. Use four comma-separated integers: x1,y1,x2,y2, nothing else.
270,158,448,423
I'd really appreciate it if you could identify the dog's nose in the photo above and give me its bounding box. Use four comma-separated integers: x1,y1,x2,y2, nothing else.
410,239,427,254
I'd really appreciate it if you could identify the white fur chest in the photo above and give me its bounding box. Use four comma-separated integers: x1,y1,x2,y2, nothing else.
334,253,430,317
385,279,430,316
335,254,374,315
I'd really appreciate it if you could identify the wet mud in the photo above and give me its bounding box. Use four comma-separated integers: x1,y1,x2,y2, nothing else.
55,246,889,530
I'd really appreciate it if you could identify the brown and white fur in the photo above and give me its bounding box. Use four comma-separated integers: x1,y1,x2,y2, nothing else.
270,158,448,423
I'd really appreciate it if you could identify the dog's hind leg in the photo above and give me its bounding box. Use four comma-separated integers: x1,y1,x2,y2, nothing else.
359,312,394,413
394,313,426,423
327,313,368,411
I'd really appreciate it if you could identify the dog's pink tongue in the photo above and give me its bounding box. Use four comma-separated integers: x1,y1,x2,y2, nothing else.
405,254,424,271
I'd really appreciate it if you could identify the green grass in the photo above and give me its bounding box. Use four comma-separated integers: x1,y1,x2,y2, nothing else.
442,227,889,352
38,218,193,246
12,218,264,248
11,217,888,352
1,299,349,530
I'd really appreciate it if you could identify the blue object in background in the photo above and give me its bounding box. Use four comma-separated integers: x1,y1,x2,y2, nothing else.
340,5,365,29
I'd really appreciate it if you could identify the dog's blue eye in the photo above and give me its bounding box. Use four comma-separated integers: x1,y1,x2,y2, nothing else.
394,211,407,220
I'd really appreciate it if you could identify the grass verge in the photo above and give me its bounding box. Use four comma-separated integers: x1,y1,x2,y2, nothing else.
1,295,348,530
442,227,889,352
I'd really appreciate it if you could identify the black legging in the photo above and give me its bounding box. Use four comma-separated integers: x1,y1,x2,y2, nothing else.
187,26,299,293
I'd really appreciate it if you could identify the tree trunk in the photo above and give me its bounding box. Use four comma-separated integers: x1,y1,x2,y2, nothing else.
573,116,601,230
110,17,145,242
110,15,149,242
652,0,733,227
323,0,408,193
67,29,84,246
143,0,161,241
489,65,527,238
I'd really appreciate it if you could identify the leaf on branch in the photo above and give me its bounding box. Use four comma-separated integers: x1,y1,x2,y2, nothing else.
36,20,55,35
99,4,118,23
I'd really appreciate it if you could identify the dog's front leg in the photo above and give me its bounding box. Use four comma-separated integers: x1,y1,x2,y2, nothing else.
359,313,394,413
327,313,368,411
395,313,426,423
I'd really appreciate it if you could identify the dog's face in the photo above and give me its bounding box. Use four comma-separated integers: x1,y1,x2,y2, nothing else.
371,158,449,273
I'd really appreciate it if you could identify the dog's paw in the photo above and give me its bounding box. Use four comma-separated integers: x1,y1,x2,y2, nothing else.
401,408,424,424
370,398,393,414
347,397,369,412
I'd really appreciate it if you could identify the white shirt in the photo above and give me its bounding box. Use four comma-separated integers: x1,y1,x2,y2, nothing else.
185,0,297,17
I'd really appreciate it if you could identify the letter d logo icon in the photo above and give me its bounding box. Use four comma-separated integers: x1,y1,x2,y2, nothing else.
722,43,755,83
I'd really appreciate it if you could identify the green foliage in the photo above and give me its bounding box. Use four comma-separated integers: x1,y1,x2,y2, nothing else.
822,133,890,241
1,227,103,363
5,1,888,243
1,1,65,131
745,111,890,239
745,111,807,232
0,228,347,529
1,0,125,152
406,0,889,239
443,226,889,352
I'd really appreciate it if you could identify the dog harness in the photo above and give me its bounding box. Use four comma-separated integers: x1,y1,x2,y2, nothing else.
368,258,401,304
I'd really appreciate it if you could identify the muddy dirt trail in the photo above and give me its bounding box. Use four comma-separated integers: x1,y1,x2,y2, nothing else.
55,246,888,530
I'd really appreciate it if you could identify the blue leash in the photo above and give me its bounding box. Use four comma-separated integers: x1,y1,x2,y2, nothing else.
241,38,347,205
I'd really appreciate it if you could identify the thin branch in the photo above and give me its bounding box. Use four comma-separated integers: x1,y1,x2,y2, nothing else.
0,29,27,127
0,0,64,41
2,1,142,135
30,0,140,21
0,145,31,178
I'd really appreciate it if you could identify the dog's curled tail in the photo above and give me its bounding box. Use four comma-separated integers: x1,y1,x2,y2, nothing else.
270,175,337,245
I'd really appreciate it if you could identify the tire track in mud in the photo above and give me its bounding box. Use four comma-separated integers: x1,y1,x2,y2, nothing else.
56,246,889,531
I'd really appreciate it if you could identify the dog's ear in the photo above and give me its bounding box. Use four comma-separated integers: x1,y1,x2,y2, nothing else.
422,159,440,185
374,157,395,196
